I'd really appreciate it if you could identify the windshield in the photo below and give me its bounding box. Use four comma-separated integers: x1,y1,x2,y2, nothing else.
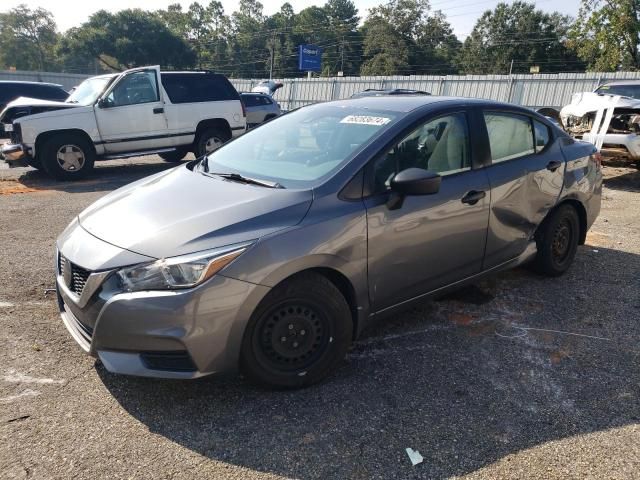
66,76,114,105
205,104,398,188
596,84,640,100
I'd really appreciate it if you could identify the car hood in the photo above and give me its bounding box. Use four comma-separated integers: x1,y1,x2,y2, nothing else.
78,165,313,259
560,91,640,119
0,97,79,123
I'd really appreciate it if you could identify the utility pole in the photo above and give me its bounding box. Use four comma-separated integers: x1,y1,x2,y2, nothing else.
509,59,514,75
340,36,345,73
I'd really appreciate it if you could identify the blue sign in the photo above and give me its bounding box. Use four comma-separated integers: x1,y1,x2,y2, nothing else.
298,44,322,72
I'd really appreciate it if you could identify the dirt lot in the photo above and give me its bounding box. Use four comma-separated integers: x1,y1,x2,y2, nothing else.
0,157,639,479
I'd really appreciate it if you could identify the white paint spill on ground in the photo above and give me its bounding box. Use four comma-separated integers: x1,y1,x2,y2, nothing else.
0,389,40,404
2,369,64,385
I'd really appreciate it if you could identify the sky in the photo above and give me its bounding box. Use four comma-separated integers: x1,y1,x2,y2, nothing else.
3,0,582,39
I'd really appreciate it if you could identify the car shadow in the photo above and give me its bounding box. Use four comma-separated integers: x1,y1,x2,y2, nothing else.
603,168,640,193
14,159,179,194
97,245,640,479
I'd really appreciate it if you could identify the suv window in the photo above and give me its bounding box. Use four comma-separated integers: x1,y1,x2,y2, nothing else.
484,112,534,163
162,73,239,103
106,70,159,107
370,113,471,193
242,94,260,107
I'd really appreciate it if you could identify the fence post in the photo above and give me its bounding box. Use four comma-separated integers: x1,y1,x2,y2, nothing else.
288,79,295,110
437,76,444,95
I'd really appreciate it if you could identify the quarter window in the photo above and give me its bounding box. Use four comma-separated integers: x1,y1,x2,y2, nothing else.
106,70,159,107
371,113,471,193
533,119,550,152
484,112,534,163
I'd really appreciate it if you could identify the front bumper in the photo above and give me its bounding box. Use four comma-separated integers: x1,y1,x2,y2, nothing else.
56,227,270,379
0,142,30,164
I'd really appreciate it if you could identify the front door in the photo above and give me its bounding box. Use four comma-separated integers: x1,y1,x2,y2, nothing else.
94,66,168,153
365,111,491,312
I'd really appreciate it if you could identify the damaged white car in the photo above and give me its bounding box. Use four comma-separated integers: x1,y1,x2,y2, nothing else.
554,81,640,168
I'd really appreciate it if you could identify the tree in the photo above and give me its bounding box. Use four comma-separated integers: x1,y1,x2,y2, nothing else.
360,0,460,75
570,0,640,70
58,9,196,72
459,1,580,74
0,5,59,71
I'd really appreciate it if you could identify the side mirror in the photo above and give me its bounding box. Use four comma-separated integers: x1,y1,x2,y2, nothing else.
97,97,113,108
387,168,441,210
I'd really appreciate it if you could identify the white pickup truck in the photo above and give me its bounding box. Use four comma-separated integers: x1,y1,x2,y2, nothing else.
0,66,246,180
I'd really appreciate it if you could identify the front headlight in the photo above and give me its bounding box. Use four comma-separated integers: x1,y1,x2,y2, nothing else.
116,243,251,292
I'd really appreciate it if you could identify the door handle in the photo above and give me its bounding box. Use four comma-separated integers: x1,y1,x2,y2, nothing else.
461,190,486,205
546,160,562,171
153,107,164,114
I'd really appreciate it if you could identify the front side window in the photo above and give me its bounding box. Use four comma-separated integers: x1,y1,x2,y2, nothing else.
484,112,534,163
105,71,159,107
204,104,398,188
370,113,471,193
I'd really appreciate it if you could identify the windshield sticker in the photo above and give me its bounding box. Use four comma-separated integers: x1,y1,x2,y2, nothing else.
340,115,391,126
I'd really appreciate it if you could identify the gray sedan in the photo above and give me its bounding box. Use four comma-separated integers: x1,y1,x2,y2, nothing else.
55,96,602,388
241,92,281,128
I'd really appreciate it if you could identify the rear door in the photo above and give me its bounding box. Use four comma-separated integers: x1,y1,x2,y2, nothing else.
94,66,169,153
242,94,263,127
365,110,491,311
481,110,565,268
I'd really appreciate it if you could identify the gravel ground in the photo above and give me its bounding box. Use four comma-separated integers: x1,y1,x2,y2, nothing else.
0,157,639,479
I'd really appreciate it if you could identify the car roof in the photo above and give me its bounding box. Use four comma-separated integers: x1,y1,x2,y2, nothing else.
0,80,65,88
324,95,516,113
599,80,640,87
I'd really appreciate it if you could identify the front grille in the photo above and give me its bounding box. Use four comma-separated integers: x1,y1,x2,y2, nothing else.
58,254,91,296
140,351,197,372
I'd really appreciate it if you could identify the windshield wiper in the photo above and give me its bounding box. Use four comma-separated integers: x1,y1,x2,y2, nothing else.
206,171,283,189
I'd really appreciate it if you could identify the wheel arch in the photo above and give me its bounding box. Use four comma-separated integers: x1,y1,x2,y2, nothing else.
195,118,232,142
35,129,96,160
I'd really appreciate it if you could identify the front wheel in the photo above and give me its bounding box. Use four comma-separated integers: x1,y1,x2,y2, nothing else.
194,128,227,157
532,204,580,277
240,272,353,389
159,147,189,163
41,133,95,180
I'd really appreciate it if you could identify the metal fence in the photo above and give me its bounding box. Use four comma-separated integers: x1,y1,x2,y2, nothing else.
4,69,640,110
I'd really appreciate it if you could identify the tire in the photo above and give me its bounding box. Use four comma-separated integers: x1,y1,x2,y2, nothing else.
532,204,580,277
194,127,228,157
41,133,95,181
159,147,189,163
240,272,353,389
26,157,42,170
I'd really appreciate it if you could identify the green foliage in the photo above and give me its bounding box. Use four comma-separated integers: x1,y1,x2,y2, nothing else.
459,1,580,74
569,0,640,71
0,4,60,70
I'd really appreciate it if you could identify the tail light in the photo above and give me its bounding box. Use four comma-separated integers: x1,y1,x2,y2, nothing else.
241,101,246,118
593,151,603,169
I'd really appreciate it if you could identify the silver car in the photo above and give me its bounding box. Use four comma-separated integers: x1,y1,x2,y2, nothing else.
241,92,282,128
56,96,602,388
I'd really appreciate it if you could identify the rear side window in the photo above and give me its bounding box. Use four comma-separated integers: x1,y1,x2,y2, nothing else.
0,84,18,103
242,95,260,107
533,119,550,152
484,112,534,163
162,74,239,103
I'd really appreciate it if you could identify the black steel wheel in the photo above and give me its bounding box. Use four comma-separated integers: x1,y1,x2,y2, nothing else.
240,272,352,388
532,204,580,277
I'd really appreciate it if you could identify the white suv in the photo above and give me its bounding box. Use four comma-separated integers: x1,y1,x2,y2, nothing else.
0,66,246,180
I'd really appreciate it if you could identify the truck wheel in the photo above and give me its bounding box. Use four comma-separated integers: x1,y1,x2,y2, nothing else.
159,147,189,163
26,157,43,170
240,272,352,389
41,133,95,181
194,128,227,157
532,204,580,277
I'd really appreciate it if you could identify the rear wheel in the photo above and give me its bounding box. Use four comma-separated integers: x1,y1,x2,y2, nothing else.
41,133,95,181
194,128,227,157
159,147,189,163
240,272,352,389
532,204,580,276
